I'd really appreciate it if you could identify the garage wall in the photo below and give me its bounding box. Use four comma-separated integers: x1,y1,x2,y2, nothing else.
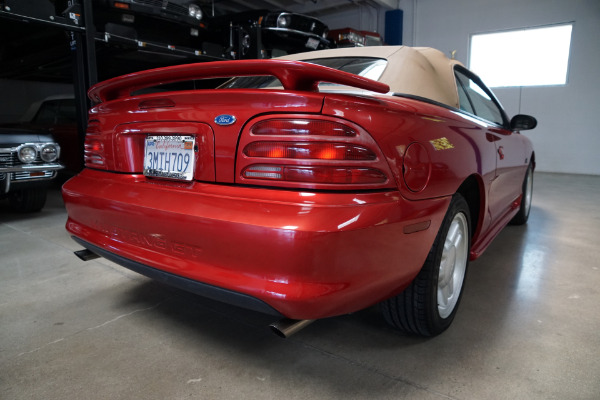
0,79,74,124
406,0,600,175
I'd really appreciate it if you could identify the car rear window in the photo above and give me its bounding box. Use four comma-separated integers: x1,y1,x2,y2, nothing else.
221,57,387,89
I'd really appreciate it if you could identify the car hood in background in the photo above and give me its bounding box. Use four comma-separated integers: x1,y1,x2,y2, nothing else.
0,127,55,147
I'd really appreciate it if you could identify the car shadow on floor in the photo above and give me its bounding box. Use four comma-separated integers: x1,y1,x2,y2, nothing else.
104,277,434,396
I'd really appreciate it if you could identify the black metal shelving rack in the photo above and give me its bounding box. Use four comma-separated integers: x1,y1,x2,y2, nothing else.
0,0,232,147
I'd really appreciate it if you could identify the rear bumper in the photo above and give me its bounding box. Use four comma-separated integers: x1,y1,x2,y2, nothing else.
72,236,282,316
63,168,450,319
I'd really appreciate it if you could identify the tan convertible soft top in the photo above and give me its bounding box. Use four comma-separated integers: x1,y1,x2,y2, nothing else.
280,46,464,109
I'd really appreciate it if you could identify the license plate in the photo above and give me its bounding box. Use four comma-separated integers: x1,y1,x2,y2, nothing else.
144,135,195,181
306,37,320,49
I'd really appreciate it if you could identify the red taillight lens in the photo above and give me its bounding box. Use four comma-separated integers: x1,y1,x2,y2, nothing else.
84,140,105,167
243,165,387,184
84,120,106,168
250,119,356,137
238,117,393,189
91,141,102,152
243,142,375,161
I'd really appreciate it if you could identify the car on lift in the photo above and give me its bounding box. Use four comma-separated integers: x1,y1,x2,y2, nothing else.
63,46,536,337
92,0,209,50
1,0,214,57
328,27,384,47
1,127,62,212
210,10,333,59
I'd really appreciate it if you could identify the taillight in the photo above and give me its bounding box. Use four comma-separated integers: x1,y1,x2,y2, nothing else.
243,142,375,161
237,118,393,190
113,2,130,10
250,119,356,137
84,141,105,166
242,165,387,184
84,120,106,168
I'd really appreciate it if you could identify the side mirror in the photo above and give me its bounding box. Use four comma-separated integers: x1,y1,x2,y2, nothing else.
510,114,537,131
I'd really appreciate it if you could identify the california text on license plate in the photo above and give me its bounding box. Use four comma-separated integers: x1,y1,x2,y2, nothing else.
144,135,195,181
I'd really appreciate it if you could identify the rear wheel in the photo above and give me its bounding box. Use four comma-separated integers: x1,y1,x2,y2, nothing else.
9,188,47,213
381,194,471,336
509,162,533,225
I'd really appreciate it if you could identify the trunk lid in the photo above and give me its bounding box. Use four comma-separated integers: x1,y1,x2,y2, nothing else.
87,90,325,183
84,59,390,186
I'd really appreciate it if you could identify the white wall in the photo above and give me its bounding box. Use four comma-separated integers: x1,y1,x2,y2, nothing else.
307,0,599,175
409,0,600,175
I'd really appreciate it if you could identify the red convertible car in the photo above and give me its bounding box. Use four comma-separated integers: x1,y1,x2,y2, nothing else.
63,46,536,337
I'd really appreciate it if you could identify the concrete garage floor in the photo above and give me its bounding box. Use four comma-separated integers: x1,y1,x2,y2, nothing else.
1,172,599,400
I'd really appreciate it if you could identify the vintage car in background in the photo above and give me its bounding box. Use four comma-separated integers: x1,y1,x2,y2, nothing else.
1,127,62,212
11,95,81,173
210,10,332,59
328,27,384,47
63,46,536,337
92,0,209,49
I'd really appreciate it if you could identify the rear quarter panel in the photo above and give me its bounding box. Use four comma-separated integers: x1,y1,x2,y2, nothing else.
321,94,497,201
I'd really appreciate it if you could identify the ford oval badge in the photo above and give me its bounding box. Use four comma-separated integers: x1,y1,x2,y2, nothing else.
214,114,236,126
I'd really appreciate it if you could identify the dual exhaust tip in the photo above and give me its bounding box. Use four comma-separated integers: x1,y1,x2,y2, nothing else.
75,249,314,338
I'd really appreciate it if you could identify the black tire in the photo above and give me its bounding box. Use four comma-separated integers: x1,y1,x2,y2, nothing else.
381,193,471,337
509,162,533,225
9,188,48,213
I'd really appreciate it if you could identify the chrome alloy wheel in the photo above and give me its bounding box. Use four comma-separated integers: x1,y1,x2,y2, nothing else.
437,212,469,319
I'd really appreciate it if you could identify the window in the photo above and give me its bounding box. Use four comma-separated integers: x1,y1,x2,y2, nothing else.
221,57,387,89
456,77,475,115
32,99,76,124
33,100,60,124
455,69,505,126
469,23,573,87
56,99,76,124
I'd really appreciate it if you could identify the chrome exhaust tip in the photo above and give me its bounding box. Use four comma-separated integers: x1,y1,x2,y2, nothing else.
269,318,314,338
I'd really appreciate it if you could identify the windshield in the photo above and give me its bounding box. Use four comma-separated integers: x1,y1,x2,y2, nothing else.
220,57,387,89
32,99,76,124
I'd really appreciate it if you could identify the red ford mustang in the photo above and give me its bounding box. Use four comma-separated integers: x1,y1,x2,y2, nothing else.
63,46,536,337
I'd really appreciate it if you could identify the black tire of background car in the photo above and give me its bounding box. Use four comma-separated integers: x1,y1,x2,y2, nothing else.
509,162,534,225
9,188,48,213
381,193,471,337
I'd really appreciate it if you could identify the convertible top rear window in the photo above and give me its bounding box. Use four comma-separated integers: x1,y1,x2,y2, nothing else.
221,57,387,89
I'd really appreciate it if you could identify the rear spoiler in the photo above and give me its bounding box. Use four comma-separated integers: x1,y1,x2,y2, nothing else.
88,59,390,103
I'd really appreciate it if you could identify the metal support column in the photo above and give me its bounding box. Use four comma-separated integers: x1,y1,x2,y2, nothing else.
71,0,98,164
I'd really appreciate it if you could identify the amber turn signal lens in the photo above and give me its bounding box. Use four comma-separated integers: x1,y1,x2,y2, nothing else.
113,2,130,9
